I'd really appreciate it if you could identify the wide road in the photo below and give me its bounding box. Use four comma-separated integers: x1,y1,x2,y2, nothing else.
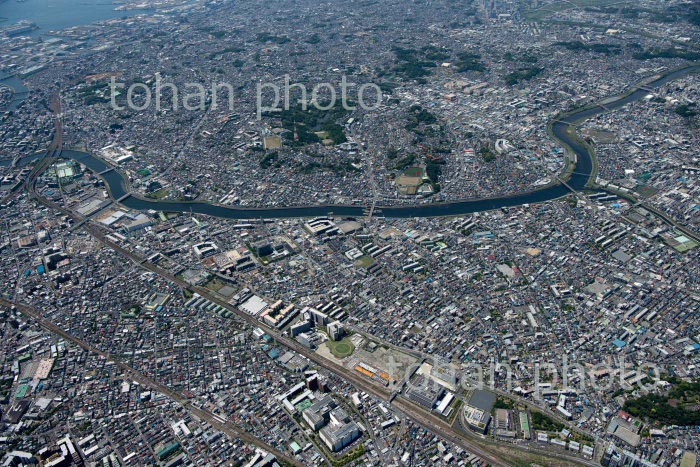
7,64,700,467
10,63,696,221
0,94,62,205
23,186,601,467
4,92,305,464
3,64,700,220
0,296,304,467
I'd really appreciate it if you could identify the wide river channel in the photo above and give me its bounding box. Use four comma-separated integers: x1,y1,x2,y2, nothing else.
3,64,699,219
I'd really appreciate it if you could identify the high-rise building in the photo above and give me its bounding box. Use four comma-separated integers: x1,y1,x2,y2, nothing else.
327,321,345,341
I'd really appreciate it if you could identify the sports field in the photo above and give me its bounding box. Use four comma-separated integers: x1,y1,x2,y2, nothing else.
326,337,355,358
402,166,425,178
354,255,374,268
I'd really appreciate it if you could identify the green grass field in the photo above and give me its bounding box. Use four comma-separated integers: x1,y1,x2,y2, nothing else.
403,166,425,178
354,255,374,268
145,187,168,199
326,337,355,358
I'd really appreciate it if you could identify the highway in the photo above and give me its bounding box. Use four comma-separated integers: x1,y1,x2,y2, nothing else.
20,182,603,466
1,94,62,206
11,93,604,464
0,85,624,465
6,75,666,464
13,37,698,467
1,95,301,466
0,297,304,467
9,64,694,225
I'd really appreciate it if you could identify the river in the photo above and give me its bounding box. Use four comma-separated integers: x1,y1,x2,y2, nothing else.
3,64,700,219
0,74,30,111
